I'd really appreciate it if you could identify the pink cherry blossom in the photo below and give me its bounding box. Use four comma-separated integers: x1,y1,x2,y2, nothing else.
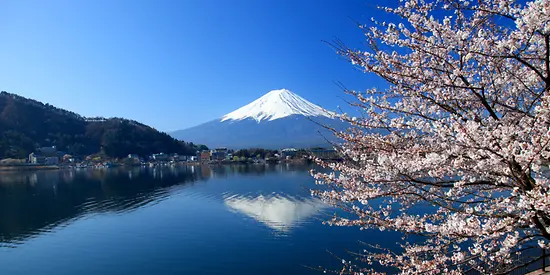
313,0,550,273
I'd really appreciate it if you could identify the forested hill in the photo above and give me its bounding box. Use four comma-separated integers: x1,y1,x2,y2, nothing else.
0,91,206,159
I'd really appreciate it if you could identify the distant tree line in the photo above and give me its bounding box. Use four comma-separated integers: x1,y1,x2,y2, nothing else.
0,91,207,159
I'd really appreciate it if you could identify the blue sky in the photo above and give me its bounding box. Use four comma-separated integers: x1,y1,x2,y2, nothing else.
0,0,389,131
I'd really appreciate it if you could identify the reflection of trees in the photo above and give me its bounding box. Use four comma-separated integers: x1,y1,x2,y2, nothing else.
0,166,202,246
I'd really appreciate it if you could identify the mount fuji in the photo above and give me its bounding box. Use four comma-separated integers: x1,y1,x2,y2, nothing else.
170,89,347,149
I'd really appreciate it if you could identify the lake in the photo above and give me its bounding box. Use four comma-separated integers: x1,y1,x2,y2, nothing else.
0,164,398,274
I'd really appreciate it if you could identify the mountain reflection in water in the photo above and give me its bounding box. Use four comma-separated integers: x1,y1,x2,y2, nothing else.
224,195,327,232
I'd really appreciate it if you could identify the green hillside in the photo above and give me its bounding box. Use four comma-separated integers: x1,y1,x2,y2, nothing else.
0,91,206,159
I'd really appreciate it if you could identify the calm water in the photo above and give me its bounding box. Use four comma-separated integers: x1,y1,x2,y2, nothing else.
0,164,399,274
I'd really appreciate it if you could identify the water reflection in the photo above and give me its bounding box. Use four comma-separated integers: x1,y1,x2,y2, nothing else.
224,194,326,232
0,164,316,246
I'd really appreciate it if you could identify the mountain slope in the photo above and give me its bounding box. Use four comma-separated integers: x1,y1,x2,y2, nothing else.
171,89,347,149
0,91,205,158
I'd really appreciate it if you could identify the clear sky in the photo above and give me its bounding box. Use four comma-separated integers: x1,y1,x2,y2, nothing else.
0,0,389,131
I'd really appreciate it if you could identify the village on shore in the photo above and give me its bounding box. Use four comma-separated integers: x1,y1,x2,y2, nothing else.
0,146,340,171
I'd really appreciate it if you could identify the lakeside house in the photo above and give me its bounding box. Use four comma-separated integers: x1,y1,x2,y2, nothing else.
200,150,211,163
211,147,228,161
28,153,45,164
171,153,189,162
28,146,60,165
28,154,59,165
152,153,169,161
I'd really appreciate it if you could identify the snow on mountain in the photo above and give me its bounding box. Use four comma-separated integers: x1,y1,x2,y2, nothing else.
221,89,333,122
171,89,347,149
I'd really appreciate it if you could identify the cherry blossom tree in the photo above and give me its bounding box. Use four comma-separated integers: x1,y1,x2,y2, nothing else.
312,0,550,274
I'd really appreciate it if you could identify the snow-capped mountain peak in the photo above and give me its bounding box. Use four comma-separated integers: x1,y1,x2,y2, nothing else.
221,89,332,122
171,88,347,148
